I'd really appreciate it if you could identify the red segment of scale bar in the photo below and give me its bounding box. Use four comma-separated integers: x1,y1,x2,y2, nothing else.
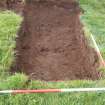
13,89,61,94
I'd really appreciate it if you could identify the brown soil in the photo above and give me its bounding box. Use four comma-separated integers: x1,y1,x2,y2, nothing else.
11,0,100,81
0,0,7,9
0,0,23,13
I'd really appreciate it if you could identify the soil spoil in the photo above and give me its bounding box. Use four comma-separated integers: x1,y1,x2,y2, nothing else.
12,0,100,81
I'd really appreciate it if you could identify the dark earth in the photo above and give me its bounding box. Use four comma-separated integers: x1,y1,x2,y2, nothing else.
11,0,101,81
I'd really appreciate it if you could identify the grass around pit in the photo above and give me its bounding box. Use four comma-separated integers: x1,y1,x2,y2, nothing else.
79,0,105,58
0,0,105,104
0,11,22,78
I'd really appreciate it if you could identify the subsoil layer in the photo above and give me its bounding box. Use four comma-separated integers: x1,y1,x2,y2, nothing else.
12,0,100,81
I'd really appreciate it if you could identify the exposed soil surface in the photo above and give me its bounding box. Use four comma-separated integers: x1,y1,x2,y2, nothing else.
0,0,7,9
11,0,100,81
0,0,23,13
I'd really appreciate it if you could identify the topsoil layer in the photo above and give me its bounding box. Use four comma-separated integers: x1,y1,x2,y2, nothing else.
12,0,100,81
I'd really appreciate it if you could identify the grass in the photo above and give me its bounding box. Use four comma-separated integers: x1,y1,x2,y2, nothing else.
0,0,105,104
79,0,105,58
1,78,105,105
1,76,105,105
0,11,22,78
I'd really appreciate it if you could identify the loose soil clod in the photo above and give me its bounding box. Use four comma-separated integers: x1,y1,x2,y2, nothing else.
11,0,100,81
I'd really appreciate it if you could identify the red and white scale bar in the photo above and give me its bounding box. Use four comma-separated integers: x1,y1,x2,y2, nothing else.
1,88,105,94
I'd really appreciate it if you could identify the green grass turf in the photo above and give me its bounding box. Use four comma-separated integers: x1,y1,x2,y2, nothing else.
0,75,105,105
0,0,105,104
79,0,105,58
1,74,105,105
0,11,22,78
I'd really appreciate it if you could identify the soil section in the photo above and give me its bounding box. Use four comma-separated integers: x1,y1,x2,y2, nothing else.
12,0,100,81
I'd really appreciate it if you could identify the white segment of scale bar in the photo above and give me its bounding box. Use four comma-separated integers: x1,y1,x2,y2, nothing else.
61,88,105,92
0,90,13,94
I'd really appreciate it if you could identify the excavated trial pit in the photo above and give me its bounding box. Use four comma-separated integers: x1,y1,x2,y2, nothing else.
11,0,100,81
